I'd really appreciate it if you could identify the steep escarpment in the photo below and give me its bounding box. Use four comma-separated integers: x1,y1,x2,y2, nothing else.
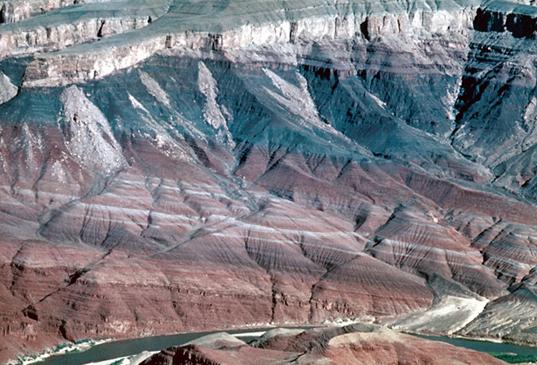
474,1,537,38
0,0,170,60
3,0,537,363
20,0,479,86
0,0,119,24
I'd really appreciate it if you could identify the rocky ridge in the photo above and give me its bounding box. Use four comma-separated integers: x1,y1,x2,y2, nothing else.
140,326,508,364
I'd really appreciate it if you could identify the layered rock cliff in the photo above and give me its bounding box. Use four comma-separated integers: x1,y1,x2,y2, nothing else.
21,0,480,86
2,0,537,363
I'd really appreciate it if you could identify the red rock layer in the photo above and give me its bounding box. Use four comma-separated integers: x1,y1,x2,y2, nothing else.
2,123,537,361
141,327,508,365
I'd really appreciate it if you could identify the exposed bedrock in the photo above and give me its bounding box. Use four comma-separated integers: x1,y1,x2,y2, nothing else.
141,326,508,365
0,0,31,24
2,55,537,361
450,23,537,194
0,0,171,60
474,1,537,38
19,0,478,87
0,15,154,58
3,0,537,362
461,283,537,344
0,71,17,103
0,0,57,24
367,205,508,298
0,0,118,24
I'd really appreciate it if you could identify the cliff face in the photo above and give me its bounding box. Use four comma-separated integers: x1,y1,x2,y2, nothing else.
2,0,537,363
20,0,478,86
0,0,120,24
0,0,170,60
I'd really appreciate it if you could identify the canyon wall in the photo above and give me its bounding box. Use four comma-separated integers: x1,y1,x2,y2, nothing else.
2,0,537,363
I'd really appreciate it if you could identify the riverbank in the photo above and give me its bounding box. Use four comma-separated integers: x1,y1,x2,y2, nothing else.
23,325,314,365
11,321,537,365
414,333,537,364
7,339,111,365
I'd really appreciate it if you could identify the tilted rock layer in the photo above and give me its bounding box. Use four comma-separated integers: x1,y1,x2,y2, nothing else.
1,0,537,362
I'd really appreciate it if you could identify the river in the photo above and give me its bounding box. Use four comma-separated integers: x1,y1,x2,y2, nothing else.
418,334,537,363
32,328,537,364
33,327,298,365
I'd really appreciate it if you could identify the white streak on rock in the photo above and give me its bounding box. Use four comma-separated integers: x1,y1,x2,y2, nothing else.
198,61,234,146
263,68,323,127
198,61,227,130
391,296,490,335
128,93,150,114
0,72,18,104
60,86,125,175
138,71,172,108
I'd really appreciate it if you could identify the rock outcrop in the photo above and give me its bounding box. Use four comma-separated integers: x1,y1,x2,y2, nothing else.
0,0,170,60
141,326,508,365
0,71,17,103
20,0,480,86
0,0,118,24
2,0,537,363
